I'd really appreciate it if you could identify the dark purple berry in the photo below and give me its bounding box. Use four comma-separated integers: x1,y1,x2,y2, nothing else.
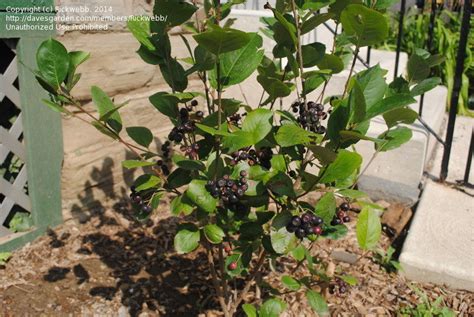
340,202,350,211
290,216,301,227
295,228,306,239
343,216,350,223
190,100,198,107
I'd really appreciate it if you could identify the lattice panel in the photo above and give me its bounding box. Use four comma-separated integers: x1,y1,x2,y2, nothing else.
0,39,31,238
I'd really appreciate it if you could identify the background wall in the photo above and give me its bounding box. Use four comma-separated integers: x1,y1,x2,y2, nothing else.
55,0,203,219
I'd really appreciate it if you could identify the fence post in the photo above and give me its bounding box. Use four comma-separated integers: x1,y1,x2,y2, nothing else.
440,0,472,181
0,1,63,251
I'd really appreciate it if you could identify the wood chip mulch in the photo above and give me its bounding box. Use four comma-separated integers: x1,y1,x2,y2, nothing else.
1,197,473,316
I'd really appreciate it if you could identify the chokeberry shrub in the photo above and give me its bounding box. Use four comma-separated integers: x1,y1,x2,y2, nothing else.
34,0,442,314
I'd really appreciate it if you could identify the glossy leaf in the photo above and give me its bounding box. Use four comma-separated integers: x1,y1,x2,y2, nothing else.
340,4,388,47
126,127,153,148
365,94,416,120
193,25,252,55
204,224,225,244
36,38,70,89
315,192,337,224
91,86,123,133
281,275,301,291
301,13,334,34
134,174,161,191
186,180,218,213
174,223,200,254
302,42,326,68
171,195,194,216
316,54,344,73
376,127,413,152
319,150,362,184
275,124,320,147
383,107,418,128
260,298,287,317
306,290,329,315
356,206,381,249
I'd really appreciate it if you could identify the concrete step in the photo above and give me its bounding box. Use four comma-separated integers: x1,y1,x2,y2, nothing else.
399,179,474,291
355,85,448,205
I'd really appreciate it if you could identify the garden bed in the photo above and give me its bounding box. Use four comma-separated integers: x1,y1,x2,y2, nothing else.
1,197,472,316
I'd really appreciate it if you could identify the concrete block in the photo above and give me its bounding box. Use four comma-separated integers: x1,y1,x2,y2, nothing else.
399,180,474,291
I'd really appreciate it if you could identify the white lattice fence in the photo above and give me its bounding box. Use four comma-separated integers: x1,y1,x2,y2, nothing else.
0,39,31,238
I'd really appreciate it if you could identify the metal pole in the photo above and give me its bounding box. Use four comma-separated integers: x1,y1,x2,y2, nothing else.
440,0,472,181
419,0,439,116
366,46,371,66
394,0,406,80
463,128,474,184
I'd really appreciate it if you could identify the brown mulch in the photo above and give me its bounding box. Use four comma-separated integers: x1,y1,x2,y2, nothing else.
0,197,473,316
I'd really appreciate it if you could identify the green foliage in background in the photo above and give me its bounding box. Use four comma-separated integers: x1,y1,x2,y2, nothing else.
379,6,474,116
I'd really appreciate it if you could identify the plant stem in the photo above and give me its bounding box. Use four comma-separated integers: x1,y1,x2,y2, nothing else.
342,46,360,99
218,243,229,305
290,0,306,103
206,243,230,317
229,249,266,315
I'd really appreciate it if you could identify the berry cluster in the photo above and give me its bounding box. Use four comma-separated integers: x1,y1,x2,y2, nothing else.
206,171,249,204
180,142,200,160
329,277,349,295
330,202,351,226
168,105,198,143
227,112,246,126
156,160,170,176
229,147,273,169
291,100,327,134
161,140,171,160
129,186,153,215
286,213,323,239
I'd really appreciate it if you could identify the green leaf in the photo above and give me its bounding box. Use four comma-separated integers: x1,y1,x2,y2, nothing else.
337,188,367,199
91,86,123,133
302,42,326,67
306,290,329,315
0,252,12,265
36,38,70,89
271,10,297,45
8,212,33,232
257,75,292,99
410,77,442,96
193,25,252,55
240,222,264,240
203,224,225,244
348,80,366,123
303,71,329,95
122,160,155,169
316,54,344,73
291,245,305,261
323,224,348,239
242,108,273,142
170,195,194,216
186,180,218,213
340,4,388,47
307,145,337,165
127,18,154,51
354,65,387,108
211,33,264,87
91,121,118,139
134,174,161,191
267,172,296,198
194,45,216,71
150,192,162,209
149,92,179,119
159,58,188,92
365,94,416,120
376,127,412,152
126,126,153,148
242,304,257,317
356,206,382,249
319,150,362,184
281,275,301,291
407,54,430,84
172,154,206,171
315,192,337,224
174,223,200,254
301,13,334,34
151,0,197,33
260,298,287,317
41,99,68,114
340,275,358,285
271,154,286,172
271,227,297,254
383,107,418,128
275,124,320,147
166,168,192,189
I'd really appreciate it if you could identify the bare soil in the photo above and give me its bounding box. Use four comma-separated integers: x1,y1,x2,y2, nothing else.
1,197,473,316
